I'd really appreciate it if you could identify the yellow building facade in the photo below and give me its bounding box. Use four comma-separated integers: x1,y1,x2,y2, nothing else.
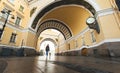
0,0,120,57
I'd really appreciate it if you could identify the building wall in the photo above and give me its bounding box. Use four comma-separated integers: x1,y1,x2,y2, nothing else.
56,0,120,57
0,0,120,57
25,31,37,48
0,0,31,48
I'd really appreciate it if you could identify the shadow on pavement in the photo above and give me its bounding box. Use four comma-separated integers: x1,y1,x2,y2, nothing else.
53,61,113,73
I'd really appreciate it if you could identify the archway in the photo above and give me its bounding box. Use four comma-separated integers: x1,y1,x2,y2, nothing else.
40,40,56,56
37,29,65,56
81,48,88,56
31,5,94,54
28,0,97,54
31,0,96,29
37,20,72,40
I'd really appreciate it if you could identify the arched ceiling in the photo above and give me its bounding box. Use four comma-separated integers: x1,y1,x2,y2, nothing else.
39,6,91,36
37,20,72,40
40,38,57,47
31,0,95,29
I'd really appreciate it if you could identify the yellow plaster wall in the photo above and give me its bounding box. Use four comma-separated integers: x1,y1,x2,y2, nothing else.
26,32,37,48
69,40,75,50
96,0,112,9
84,31,92,46
0,0,31,47
1,26,22,46
59,43,67,52
13,0,30,28
21,31,29,46
77,36,83,48
1,0,30,28
98,14,120,39
58,28,105,53
1,27,12,45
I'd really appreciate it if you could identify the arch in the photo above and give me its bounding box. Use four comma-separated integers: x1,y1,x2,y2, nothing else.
81,48,88,56
40,38,57,48
37,20,72,40
31,0,96,29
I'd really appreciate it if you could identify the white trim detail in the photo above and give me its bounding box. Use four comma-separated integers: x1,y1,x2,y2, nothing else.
0,44,35,49
5,22,36,34
27,0,54,28
21,46,35,49
85,0,101,11
60,38,120,53
59,27,89,46
88,38,120,48
27,0,99,30
22,28,36,34
0,44,19,48
67,27,89,42
6,23,22,31
96,8,114,17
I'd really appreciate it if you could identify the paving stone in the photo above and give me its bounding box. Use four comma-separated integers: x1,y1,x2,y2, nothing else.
53,61,113,73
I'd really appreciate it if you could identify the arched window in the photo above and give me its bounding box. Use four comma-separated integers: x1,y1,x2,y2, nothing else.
115,0,120,11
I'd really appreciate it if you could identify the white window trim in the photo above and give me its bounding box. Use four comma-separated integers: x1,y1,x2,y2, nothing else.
19,5,25,13
10,32,17,43
15,16,22,26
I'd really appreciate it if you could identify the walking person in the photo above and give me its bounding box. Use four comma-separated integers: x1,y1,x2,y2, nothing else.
45,44,50,57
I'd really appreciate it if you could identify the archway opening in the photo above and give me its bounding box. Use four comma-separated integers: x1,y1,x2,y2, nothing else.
37,29,65,57
40,40,55,56
81,48,88,56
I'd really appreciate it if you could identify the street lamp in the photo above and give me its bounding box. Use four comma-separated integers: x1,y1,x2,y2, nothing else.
86,16,100,34
0,9,14,38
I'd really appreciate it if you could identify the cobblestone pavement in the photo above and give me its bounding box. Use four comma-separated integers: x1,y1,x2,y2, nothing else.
0,56,120,73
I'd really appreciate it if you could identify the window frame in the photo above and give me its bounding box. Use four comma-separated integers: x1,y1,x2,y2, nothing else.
19,5,24,12
9,33,17,43
15,16,21,26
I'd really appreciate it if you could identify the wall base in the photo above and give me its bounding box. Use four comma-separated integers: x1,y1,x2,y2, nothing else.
56,42,120,57
0,45,39,57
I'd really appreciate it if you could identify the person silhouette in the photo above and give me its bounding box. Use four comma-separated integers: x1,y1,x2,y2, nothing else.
45,44,50,56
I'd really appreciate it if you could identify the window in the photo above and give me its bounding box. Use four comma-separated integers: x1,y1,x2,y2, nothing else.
10,33,17,43
19,5,24,12
8,0,14,4
15,16,21,25
115,0,120,11
91,31,96,43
